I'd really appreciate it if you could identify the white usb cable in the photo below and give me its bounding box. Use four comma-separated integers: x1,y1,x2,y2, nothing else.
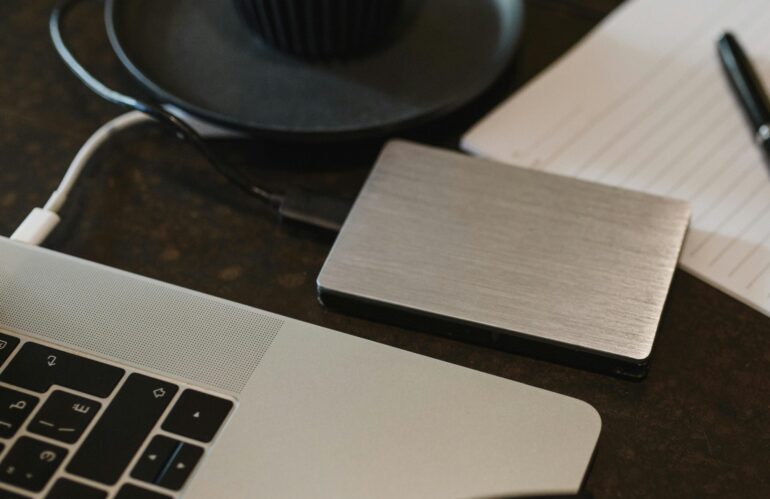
11,111,153,245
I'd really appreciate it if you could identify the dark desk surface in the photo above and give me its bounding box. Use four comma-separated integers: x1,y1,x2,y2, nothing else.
1,1,769,497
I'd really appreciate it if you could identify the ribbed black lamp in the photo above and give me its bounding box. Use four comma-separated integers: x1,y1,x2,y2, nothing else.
234,0,404,59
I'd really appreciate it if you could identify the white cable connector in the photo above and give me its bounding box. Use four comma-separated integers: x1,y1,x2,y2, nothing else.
10,208,61,246
10,111,153,245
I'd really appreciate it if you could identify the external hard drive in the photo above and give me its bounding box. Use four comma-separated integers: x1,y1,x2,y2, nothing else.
317,141,690,377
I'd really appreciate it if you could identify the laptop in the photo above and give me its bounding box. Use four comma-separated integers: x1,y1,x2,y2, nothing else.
0,236,600,498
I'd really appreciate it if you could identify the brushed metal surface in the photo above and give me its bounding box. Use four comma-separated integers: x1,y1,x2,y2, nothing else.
318,141,690,362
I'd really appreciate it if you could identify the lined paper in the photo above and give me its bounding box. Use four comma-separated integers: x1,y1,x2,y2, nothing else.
462,0,770,317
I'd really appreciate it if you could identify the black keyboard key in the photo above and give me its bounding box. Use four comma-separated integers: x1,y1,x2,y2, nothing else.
115,483,171,499
0,343,124,397
0,437,66,492
0,334,19,368
131,435,203,491
131,435,179,484
0,487,28,498
46,478,106,499
0,387,38,438
28,391,101,444
162,389,233,442
67,373,178,485
156,440,203,491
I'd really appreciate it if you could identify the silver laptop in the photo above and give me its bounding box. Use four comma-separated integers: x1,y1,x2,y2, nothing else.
0,236,600,498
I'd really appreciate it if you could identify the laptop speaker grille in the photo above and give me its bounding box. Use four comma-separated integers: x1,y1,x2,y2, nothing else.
0,240,283,394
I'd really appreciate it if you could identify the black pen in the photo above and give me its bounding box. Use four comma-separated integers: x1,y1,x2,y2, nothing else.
717,32,770,159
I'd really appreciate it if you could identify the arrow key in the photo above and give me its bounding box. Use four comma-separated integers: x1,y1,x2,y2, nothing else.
157,441,202,491
131,435,179,484
162,389,232,443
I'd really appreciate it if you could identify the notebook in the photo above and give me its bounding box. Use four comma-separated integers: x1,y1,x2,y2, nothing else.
462,0,770,317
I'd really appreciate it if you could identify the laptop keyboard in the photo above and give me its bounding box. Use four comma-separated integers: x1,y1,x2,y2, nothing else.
0,331,234,498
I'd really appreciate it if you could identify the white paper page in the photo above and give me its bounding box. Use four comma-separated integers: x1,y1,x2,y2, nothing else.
462,0,770,317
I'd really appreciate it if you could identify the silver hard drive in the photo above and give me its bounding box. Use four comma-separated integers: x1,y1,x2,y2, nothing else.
318,140,690,377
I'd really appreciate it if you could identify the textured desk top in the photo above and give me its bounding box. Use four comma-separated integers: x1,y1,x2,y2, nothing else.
0,1,768,497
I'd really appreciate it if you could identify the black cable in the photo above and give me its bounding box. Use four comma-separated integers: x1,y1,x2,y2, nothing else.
49,0,284,207
49,0,352,232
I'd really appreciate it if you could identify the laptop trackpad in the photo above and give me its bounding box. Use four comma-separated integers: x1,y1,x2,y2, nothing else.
186,321,601,499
